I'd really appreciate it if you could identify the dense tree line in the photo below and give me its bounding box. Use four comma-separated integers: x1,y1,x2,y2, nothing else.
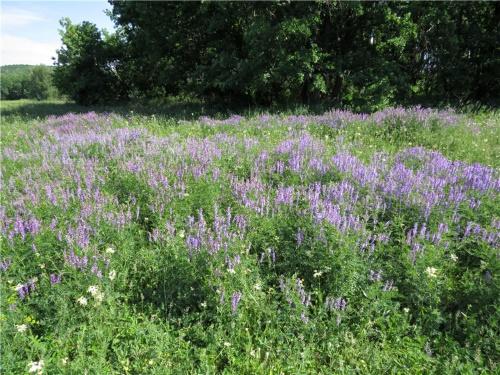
1,65,58,100
54,1,499,109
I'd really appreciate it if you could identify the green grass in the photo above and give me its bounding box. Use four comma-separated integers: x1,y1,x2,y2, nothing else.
1,100,499,374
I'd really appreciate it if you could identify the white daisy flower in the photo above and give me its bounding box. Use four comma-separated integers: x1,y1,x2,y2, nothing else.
87,285,99,296
16,324,28,333
28,359,44,374
313,270,323,278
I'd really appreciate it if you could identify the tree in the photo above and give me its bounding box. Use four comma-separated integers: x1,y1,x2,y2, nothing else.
27,66,52,100
53,18,126,105
0,65,58,100
73,1,498,109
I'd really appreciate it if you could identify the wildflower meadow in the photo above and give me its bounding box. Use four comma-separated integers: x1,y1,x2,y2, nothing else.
1,102,499,373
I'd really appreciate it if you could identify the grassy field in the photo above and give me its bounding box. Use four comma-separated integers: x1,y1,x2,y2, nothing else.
1,100,499,374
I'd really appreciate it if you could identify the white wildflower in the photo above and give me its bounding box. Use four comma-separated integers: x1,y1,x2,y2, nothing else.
109,270,116,281
93,292,104,303
425,267,438,278
450,254,458,262
16,324,28,333
77,296,88,306
87,285,99,296
28,360,44,374
313,270,323,278
105,247,115,255
61,357,68,365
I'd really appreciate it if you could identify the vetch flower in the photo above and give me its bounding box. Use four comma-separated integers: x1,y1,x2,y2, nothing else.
14,284,24,291
231,291,242,314
50,274,62,286
300,312,309,324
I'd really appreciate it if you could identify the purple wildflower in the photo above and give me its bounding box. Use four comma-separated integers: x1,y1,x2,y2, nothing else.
50,273,62,285
231,291,242,314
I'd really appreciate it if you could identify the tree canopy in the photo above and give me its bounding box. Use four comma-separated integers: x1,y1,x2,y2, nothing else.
53,1,499,109
1,65,57,100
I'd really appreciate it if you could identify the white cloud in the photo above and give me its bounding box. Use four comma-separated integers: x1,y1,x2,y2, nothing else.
1,7,44,28
1,34,59,65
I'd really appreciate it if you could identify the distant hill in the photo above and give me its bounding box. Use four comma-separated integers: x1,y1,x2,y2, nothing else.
1,64,54,74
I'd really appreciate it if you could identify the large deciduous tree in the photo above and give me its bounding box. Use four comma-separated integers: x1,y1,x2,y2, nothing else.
54,18,126,105
56,1,498,108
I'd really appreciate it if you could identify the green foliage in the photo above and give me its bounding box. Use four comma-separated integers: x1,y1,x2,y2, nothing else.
1,65,58,100
408,2,499,107
103,1,498,109
0,100,499,373
53,18,126,105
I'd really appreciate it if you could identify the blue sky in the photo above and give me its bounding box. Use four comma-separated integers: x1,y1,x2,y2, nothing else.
1,1,115,65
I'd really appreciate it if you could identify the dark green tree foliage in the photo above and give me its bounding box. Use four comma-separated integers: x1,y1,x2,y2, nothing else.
55,2,498,108
408,2,499,106
54,18,125,105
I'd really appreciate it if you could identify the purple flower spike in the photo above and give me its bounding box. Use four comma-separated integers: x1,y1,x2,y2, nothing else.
231,291,242,314
0,258,12,272
50,273,62,285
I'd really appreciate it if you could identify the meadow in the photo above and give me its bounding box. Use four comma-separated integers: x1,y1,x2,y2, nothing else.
1,100,499,374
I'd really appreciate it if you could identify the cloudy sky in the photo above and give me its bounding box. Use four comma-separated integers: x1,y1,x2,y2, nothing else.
1,1,114,66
